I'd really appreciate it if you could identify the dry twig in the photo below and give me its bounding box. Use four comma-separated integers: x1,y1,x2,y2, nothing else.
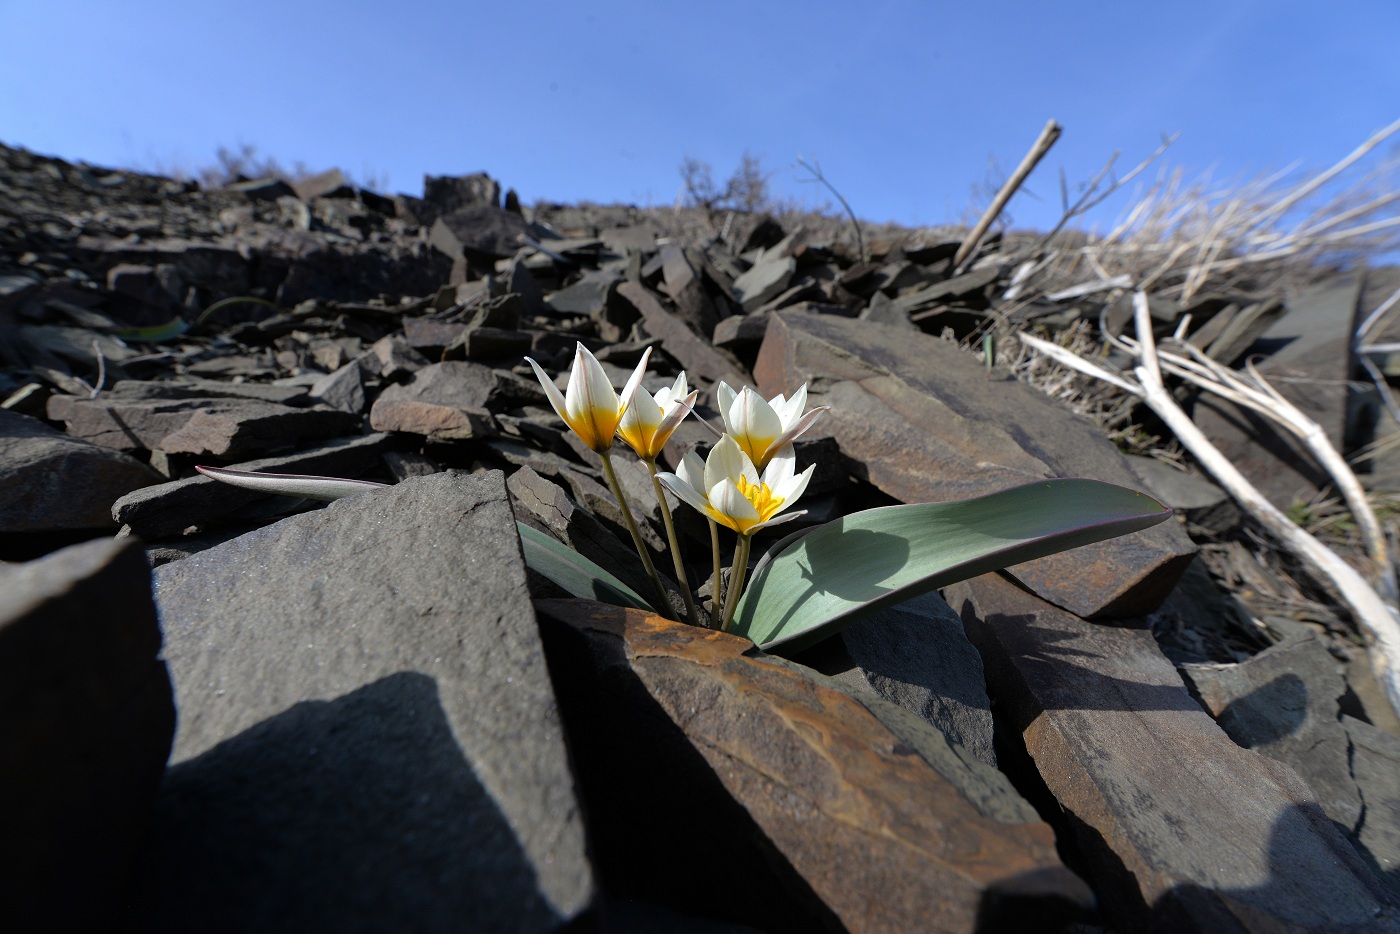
1019,293,1400,719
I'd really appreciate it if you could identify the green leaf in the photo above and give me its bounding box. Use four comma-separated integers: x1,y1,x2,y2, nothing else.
516,522,656,613
194,466,389,501
111,297,283,342
731,478,1172,653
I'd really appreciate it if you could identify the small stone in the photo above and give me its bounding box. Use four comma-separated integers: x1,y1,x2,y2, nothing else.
730,254,795,313
0,408,160,532
308,360,367,414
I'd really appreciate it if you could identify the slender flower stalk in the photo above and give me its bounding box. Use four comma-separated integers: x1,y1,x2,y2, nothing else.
617,370,704,626
708,518,723,621
645,460,701,628
526,342,671,615
677,450,723,621
599,450,672,616
719,533,752,633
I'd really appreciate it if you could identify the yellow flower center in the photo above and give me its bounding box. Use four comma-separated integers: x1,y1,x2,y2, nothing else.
734,433,775,470
710,475,785,534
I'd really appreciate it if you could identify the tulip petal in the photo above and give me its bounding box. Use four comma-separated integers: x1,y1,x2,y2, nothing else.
775,384,808,428
561,347,611,448
705,435,749,491
730,387,783,465
770,405,830,452
649,390,698,453
525,356,571,425
619,346,654,415
761,444,797,488
774,463,816,506
750,509,808,533
716,381,739,419
657,471,712,515
617,386,664,456
676,450,706,490
574,343,620,414
710,478,762,524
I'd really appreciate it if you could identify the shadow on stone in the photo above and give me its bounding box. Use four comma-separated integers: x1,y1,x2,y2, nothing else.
121,672,564,933
1216,673,1309,747
977,612,1204,715
536,608,847,933
1150,803,1399,931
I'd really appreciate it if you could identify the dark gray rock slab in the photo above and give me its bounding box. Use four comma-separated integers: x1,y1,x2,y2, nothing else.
421,172,502,220
48,394,361,457
838,590,996,766
1192,272,1365,510
660,243,722,334
369,360,548,439
731,254,796,313
308,359,367,414
616,281,747,390
755,311,1195,618
373,359,545,412
1125,454,1241,536
949,572,1399,931
537,599,1090,933
111,432,395,538
429,204,531,262
0,408,160,532
106,378,312,407
1344,714,1400,892
132,470,594,931
1182,633,1400,899
1,537,174,930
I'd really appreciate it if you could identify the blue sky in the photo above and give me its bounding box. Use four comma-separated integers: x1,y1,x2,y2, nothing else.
2,0,1397,235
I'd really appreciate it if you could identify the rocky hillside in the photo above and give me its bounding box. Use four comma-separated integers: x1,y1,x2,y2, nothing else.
3,141,1399,932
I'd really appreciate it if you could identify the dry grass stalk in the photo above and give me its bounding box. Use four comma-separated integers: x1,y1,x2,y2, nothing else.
1018,293,1400,720
1084,119,1400,302
955,119,1062,270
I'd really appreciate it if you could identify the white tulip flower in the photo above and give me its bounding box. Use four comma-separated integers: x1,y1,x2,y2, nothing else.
526,343,652,453
714,381,828,470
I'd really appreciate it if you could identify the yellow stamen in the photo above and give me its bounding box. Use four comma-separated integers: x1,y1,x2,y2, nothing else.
709,476,786,534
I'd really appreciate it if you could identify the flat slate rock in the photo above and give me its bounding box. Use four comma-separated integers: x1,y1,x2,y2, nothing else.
47,394,361,457
947,573,1399,932
130,470,594,931
1,537,174,930
537,599,1091,934
838,590,997,766
616,281,748,390
0,408,160,532
754,311,1194,618
1182,633,1400,899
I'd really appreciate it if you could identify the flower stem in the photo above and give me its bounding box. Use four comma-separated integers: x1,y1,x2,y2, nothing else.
600,449,672,617
646,459,701,628
708,519,722,626
719,533,752,634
